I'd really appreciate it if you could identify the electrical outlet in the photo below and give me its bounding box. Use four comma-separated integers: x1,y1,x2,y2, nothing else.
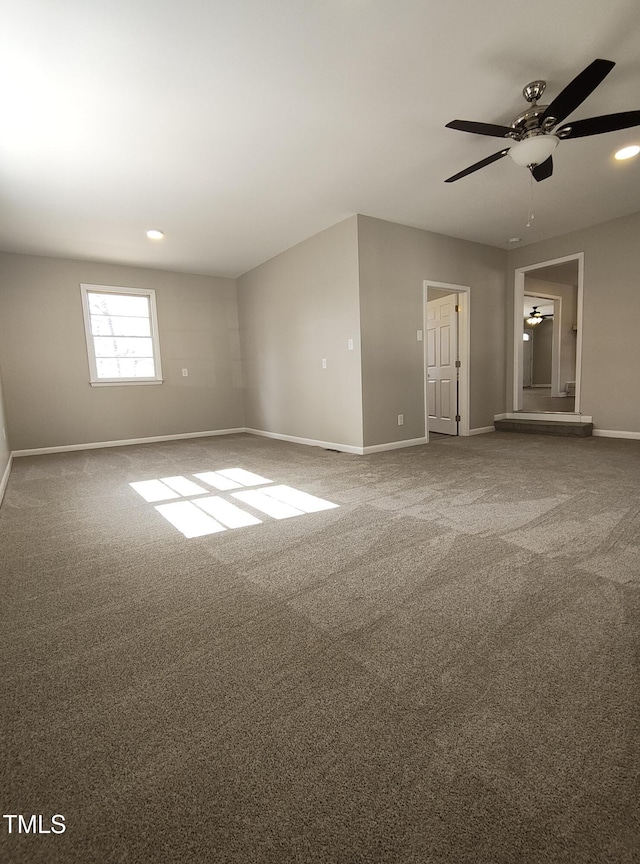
322,359,327,369
397,414,404,426
182,368,188,377
348,338,354,350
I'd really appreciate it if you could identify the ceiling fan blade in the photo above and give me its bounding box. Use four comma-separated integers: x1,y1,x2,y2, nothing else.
556,110,640,139
540,59,615,126
446,120,515,138
531,155,553,182
445,149,510,183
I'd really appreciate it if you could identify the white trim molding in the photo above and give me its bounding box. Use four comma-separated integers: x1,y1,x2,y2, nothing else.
245,427,364,454
469,426,496,436
80,283,164,385
0,454,13,506
363,437,427,454
592,429,640,440
8,425,638,468
12,428,246,458
243,428,428,455
10,427,460,461
512,253,584,413
423,280,471,437
248,428,428,455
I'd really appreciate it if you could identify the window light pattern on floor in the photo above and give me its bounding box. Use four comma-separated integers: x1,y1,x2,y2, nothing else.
129,469,338,538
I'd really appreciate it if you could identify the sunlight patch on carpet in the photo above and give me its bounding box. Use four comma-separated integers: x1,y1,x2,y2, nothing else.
159,476,209,496
129,479,182,502
194,496,262,528
261,485,339,513
231,489,304,520
192,471,243,490
130,469,338,537
155,501,226,538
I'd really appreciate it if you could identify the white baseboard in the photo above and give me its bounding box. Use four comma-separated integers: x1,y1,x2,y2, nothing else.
592,429,640,440
469,426,495,436
0,454,13,506
362,437,427,454
247,428,428,455
245,427,364,455
6,425,424,459
10,424,511,462
12,428,246,458
7,423,637,477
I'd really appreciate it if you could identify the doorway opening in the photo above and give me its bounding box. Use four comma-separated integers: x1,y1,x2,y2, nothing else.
424,281,470,439
522,291,571,411
513,255,583,416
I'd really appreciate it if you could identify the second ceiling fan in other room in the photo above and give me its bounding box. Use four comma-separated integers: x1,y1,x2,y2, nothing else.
525,306,552,326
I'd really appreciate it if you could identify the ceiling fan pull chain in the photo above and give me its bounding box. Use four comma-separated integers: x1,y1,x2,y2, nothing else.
526,172,535,227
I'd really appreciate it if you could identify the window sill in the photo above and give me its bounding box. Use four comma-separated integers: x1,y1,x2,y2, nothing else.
89,379,164,387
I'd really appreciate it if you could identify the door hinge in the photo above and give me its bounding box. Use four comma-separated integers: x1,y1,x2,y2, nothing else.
455,415,461,422
455,360,461,368
455,304,461,312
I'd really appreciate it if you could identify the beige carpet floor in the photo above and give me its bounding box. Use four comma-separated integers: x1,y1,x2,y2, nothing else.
1,432,639,863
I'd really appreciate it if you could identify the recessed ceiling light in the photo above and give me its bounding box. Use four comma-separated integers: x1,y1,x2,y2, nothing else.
614,145,640,161
508,237,521,244
146,229,164,240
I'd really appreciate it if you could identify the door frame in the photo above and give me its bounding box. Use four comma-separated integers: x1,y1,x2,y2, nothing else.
423,281,470,438
513,253,584,413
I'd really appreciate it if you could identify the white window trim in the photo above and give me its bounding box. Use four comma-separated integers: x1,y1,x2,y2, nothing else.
80,283,164,386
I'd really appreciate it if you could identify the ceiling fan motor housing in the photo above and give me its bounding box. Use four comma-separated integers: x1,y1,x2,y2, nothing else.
510,105,554,138
509,85,560,166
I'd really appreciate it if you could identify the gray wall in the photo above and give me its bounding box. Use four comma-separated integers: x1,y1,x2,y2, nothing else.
237,217,363,448
0,252,244,450
357,216,506,445
507,211,640,434
531,318,553,386
6,209,635,460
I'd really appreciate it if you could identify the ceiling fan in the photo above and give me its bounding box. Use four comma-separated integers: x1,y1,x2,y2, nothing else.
525,306,551,326
445,59,640,183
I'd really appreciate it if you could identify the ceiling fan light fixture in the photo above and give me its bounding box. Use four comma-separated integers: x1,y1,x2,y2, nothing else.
509,135,559,167
526,306,544,326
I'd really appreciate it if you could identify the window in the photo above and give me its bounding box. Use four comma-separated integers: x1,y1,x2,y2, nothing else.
80,284,163,385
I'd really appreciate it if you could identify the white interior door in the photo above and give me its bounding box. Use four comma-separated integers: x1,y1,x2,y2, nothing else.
426,295,458,435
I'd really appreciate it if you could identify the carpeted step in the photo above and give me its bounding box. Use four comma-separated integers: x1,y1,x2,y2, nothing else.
494,418,593,437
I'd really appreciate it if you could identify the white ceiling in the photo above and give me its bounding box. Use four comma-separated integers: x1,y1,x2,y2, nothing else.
2,0,639,278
